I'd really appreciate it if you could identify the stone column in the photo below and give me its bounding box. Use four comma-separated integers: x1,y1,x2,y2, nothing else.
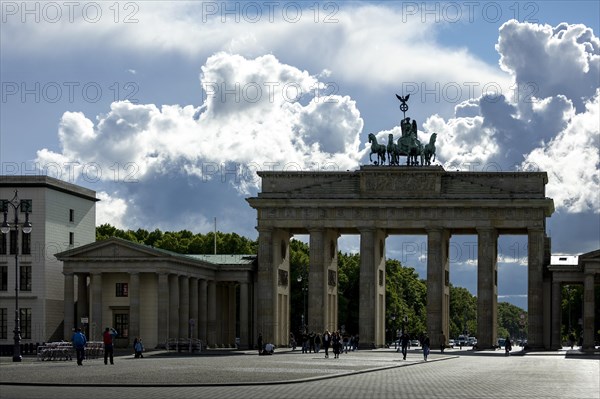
582,273,595,350
63,272,74,340
228,284,237,345
179,276,190,339
528,228,545,349
325,230,339,334
476,227,498,349
207,280,217,346
256,227,275,342
359,228,386,348
76,273,88,325
90,272,102,340
129,272,141,342
169,274,180,340
308,228,325,333
157,273,169,347
199,279,208,342
427,227,450,349
550,280,562,350
240,281,250,349
189,277,199,340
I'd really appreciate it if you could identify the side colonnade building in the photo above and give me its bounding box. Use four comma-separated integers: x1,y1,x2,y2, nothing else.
56,238,257,349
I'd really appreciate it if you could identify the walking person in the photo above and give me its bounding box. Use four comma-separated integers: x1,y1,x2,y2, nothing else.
133,337,144,358
400,331,410,360
440,331,446,353
103,327,118,365
422,334,430,361
323,330,331,358
257,333,263,355
504,336,512,356
314,332,321,353
72,327,87,366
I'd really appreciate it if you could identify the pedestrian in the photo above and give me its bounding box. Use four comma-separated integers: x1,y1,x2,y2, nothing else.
332,331,341,358
289,331,296,350
72,327,87,366
314,332,321,353
422,334,430,361
440,331,446,353
257,333,263,355
400,331,410,360
354,334,359,350
323,330,331,358
309,331,315,353
504,336,512,356
103,327,117,365
568,332,576,349
134,337,144,358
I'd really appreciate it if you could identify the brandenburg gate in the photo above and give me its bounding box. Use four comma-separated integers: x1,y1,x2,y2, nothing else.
247,166,555,350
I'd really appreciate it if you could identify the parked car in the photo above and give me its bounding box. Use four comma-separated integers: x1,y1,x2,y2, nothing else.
448,339,455,348
497,338,505,349
457,335,468,347
468,337,477,346
410,340,420,347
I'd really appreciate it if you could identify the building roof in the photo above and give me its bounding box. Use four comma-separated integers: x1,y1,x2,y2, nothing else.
0,175,98,202
185,254,256,265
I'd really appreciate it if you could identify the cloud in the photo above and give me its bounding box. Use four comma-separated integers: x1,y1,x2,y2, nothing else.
496,20,600,111
408,21,600,214
35,52,364,233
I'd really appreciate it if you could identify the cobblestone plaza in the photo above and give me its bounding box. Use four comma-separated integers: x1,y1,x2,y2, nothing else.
1,347,598,399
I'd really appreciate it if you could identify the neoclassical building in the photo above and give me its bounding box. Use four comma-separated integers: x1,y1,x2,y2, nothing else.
548,250,599,350
56,238,257,349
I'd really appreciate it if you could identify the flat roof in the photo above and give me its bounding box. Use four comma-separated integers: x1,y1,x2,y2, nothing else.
0,175,98,202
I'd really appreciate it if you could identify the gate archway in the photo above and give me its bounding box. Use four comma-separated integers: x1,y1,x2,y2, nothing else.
247,166,554,349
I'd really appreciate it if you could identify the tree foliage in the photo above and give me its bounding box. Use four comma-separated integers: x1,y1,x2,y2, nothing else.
96,223,257,254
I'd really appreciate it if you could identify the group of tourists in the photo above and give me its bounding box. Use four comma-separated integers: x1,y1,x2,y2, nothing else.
288,330,360,358
71,326,142,365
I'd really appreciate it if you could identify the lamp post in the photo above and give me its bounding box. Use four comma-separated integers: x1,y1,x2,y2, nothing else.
297,275,308,333
1,190,33,363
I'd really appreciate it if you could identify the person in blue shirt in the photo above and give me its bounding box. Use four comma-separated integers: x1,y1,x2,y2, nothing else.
71,328,87,366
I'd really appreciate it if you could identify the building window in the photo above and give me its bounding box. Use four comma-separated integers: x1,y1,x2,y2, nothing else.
0,308,7,339
116,283,128,297
9,230,17,255
0,233,6,255
20,266,32,292
19,308,31,339
69,232,74,246
0,266,7,291
69,209,74,223
21,231,31,255
114,313,129,338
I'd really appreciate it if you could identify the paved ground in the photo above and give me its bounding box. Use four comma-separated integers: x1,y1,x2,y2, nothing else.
1,346,598,399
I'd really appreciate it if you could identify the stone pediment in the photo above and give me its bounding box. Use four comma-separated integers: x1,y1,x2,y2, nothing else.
55,237,167,261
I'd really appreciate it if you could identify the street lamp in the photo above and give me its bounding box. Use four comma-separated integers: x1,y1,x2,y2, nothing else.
297,274,308,333
1,190,32,362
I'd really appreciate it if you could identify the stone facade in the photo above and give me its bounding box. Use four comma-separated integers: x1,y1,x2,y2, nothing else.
0,176,97,345
247,166,555,349
56,238,257,349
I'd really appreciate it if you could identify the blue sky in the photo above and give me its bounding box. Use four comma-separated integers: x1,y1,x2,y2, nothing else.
1,1,599,310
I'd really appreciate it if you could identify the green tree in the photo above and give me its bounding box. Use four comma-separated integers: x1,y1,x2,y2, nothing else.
449,285,477,339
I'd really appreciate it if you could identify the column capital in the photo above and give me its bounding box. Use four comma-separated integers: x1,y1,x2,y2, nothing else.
256,226,273,234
